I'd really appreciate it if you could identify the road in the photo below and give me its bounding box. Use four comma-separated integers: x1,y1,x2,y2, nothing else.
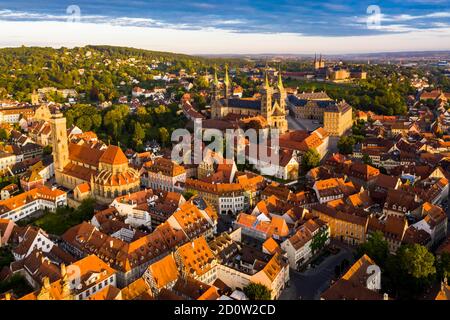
279,243,355,300
287,114,339,156
287,114,321,132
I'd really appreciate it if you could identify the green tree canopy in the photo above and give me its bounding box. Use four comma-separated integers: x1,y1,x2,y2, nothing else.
103,104,130,141
301,148,321,173
356,231,389,267
64,104,102,132
362,154,373,165
436,252,450,279
244,283,272,300
397,244,436,279
132,122,146,149
0,128,9,140
385,244,436,299
158,127,170,146
337,136,355,155
311,228,329,254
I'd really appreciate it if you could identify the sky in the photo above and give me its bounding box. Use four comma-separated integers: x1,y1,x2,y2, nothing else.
0,0,449,54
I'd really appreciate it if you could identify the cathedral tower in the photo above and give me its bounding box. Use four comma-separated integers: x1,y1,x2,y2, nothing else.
277,69,287,109
50,113,69,184
267,70,288,134
224,64,232,98
212,66,220,101
260,71,273,119
314,53,325,69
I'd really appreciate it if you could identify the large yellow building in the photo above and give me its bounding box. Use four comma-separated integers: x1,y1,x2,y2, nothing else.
312,204,368,246
328,68,350,81
323,102,353,136
211,66,288,134
50,113,140,204
288,94,353,136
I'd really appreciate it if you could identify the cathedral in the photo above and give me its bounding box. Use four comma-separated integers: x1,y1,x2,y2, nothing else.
210,66,288,134
314,54,325,70
50,113,140,204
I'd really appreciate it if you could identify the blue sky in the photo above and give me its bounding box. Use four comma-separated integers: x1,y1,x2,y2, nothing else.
0,1,449,53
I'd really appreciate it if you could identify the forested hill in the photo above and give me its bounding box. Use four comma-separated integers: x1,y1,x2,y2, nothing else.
0,45,244,102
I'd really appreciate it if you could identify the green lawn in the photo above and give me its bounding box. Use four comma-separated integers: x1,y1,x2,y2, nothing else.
283,79,357,92
27,198,96,236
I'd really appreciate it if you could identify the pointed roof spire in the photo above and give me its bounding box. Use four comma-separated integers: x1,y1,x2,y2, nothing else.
224,64,230,87
263,63,270,88
264,70,270,88
213,65,219,85
277,66,284,90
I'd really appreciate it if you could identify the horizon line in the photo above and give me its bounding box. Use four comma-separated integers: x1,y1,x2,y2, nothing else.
1,44,450,58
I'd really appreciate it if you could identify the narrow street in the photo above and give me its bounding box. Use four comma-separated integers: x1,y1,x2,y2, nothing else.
279,243,355,300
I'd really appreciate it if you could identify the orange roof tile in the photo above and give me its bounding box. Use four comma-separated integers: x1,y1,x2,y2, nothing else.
147,254,179,289
75,183,91,194
262,237,281,255
176,237,215,278
99,145,128,165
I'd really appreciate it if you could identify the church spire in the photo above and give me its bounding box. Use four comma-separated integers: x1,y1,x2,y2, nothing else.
224,64,230,87
277,67,284,91
212,65,220,101
224,64,231,98
213,65,219,86
263,64,271,89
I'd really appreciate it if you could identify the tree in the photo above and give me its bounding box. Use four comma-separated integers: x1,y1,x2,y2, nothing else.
65,104,102,131
76,198,96,222
76,116,93,132
301,148,321,173
385,244,436,299
337,136,355,155
132,122,146,149
194,76,209,89
362,153,373,165
0,87,7,99
436,252,450,279
311,228,329,254
182,190,197,200
397,244,436,279
356,231,389,267
0,128,9,140
158,127,170,146
0,247,13,269
244,283,272,300
104,105,129,141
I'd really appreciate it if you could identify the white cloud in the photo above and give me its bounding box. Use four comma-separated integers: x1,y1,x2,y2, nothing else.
351,10,450,31
0,20,450,54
